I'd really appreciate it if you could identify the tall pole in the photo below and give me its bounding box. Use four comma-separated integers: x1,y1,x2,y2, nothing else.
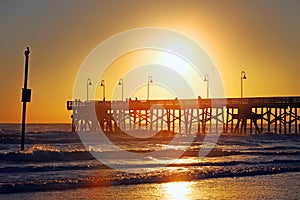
241,71,247,98
21,47,31,151
121,82,123,101
118,79,123,101
87,78,92,101
204,74,209,99
147,76,152,100
101,80,105,100
147,82,149,100
87,81,88,101
103,84,105,100
241,76,243,98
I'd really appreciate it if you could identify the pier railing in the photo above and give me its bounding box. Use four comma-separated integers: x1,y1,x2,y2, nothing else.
67,97,300,134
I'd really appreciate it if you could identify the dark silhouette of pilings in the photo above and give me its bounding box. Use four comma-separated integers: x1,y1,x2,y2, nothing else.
67,97,300,135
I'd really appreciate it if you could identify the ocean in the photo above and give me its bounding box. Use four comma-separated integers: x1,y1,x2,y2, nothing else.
0,124,299,199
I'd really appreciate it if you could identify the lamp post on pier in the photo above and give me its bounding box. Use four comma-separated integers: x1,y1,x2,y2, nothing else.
118,78,124,101
86,78,92,101
100,80,105,100
241,71,247,98
147,76,153,100
204,74,209,99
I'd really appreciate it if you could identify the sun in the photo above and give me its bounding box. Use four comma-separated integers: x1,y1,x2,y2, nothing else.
76,28,222,102
105,49,207,101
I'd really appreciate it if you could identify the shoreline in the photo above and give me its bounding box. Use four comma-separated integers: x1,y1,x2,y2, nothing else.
1,172,299,197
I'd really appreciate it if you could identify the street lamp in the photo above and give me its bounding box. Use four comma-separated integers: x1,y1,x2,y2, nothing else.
204,74,209,99
147,76,153,100
118,78,124,101
100,80,105,100
86,78,92,101
241,71,247,98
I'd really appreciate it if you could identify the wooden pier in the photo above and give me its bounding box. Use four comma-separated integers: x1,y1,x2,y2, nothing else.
67,97,300,134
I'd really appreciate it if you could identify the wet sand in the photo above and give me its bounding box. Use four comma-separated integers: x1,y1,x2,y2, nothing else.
2,172,299,200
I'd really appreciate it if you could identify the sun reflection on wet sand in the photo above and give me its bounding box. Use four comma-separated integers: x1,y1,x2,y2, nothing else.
162,181,194,200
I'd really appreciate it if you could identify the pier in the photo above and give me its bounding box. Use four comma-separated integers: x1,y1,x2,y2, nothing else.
67,97,300,135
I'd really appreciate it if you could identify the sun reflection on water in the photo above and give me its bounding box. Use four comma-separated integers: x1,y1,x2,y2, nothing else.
162,181,193,200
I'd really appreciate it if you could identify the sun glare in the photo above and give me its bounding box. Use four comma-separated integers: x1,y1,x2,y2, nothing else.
78,28,222,102
96,49,207,101
155,50,205,96
163,181,193,200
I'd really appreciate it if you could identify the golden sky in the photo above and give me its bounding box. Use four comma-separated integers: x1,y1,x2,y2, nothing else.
0,0,299,123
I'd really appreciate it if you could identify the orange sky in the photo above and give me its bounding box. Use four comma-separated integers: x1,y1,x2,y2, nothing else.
0,0,299,123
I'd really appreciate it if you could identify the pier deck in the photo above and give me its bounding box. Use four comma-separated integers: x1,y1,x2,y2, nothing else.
67,97,300,134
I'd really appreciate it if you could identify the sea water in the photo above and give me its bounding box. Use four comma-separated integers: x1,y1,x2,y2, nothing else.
0,124,299,199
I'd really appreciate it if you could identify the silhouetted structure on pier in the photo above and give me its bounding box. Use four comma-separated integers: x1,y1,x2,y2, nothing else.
67,97,300,135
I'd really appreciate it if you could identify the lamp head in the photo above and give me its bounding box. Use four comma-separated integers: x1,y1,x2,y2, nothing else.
87,78,92,85
204,74,209,82
118,79,123,85
100,80,105,86
148,76,153,83
24,47,30,56
241,71,247,79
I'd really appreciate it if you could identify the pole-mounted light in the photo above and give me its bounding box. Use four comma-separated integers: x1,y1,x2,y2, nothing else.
118,78,124,101
241,70,247,98
147,76,153,100
204,74,209,99
86,78,92,101
100,80,105,100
